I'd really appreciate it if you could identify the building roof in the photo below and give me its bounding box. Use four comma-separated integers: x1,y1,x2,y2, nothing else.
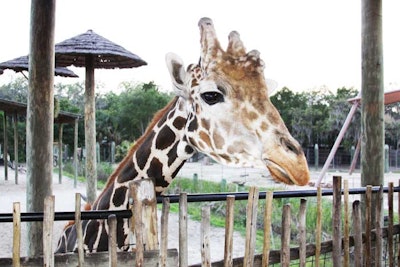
0,98,81,124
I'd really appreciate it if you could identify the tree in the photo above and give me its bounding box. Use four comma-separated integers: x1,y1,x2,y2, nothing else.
110,81,173,141
0,77,28,102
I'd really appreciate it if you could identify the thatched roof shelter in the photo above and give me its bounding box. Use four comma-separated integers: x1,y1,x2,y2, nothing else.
0,55,78,78
55,29,147,69
54,29,147,203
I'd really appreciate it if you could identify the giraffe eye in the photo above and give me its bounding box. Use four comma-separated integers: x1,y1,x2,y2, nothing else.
201,91,224,105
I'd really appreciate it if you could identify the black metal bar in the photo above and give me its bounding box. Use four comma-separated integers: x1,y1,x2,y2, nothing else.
1,186,399,223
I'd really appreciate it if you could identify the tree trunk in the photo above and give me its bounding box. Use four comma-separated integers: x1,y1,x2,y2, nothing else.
361,0,384,227
26,0,56,257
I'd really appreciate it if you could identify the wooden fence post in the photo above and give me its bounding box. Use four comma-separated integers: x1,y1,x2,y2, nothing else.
352,200,363,267
108,214,117,267
299,199,307,267
179,192,188,267
130,178,159,267
343,180,350,267
244,186,259,267
365,186,372,266
315,186,322,267
224,195,235,267
388,182,394,267
12,202,21,267
398,179,400,264
262,191,273,267
75,193,84,267
201,205,211,267
43,195,55,267
332,176,342,266
281,204,291,267
160,197,170,267
375,186,383,267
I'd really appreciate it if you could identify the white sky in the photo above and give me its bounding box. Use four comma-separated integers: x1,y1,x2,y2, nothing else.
0,1,399,94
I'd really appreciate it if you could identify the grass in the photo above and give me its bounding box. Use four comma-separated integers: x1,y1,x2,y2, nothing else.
164,176,337,252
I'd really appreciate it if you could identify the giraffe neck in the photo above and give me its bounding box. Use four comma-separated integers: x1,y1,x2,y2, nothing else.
56,96,195,253
92,96,194,211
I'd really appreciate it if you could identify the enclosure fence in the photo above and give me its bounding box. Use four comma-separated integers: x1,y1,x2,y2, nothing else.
0,176,400,266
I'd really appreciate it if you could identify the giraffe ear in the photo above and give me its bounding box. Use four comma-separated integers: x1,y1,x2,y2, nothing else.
165,52,188,99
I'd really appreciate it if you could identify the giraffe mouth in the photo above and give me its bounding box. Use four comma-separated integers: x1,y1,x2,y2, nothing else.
265,160,295,185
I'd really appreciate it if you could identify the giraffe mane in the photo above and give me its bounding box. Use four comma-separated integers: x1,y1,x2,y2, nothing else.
97,97,180,197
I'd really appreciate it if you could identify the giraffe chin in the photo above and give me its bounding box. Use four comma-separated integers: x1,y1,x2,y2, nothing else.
266,161,296,185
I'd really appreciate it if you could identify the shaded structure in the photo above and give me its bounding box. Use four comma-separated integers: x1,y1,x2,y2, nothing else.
54,29,147,203
0,98,81,185
0,53,79,186
0,55,78,78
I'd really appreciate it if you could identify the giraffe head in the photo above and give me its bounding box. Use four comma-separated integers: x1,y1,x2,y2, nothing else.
166,18,309,186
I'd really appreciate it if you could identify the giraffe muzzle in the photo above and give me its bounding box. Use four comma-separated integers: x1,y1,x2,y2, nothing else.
264,159,295,185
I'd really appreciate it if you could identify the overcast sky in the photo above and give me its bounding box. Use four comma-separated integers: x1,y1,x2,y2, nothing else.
0,1,399,94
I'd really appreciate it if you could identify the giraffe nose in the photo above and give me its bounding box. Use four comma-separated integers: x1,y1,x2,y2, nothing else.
280,136,301,155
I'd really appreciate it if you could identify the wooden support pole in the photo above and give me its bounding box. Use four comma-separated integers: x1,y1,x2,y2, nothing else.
224,195,235,267
43,195,55,267
108,214,117,267
201,206,211,267
27,0,56,256
85,54,97,204
262,191,273,267
179,192,188,267
298,199,307,267
73,118,79,188
281,204,291,267
352,200,363,267
75,193,84,267
244,186,259,267
315,186,322,267
13,111,18,184
160,197,170,267
3,112,8,181
58,123,63,184
12,202,21,267
58,124,63,183
360,0,384,228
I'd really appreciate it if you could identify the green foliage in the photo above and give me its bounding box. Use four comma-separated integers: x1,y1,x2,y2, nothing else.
115,140,134,162
97,162,115,183
271,86,360,148
0,77,28,102
61,161,114,189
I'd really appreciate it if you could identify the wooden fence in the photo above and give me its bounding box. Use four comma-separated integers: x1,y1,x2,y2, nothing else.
1,176,400,266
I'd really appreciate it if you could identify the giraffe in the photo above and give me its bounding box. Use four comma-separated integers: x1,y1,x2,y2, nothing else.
55,17,309,253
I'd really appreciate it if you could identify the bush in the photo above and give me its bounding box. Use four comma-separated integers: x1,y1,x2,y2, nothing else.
115,140,134,162
97,162,115,183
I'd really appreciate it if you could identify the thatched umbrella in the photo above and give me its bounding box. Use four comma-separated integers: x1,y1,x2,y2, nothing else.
0,55,78,78
54,29,147,203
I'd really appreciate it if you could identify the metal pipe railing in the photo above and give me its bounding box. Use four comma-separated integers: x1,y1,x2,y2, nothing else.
0,186,399,223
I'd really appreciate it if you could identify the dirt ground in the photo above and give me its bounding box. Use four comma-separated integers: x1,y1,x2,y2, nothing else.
0,162,399,265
